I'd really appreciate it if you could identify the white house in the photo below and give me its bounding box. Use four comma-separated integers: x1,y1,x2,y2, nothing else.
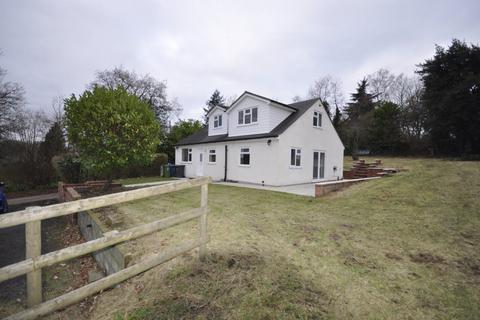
175,91,344,186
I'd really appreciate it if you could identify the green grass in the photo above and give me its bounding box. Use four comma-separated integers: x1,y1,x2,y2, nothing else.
115,176,173,185
78,158,480,319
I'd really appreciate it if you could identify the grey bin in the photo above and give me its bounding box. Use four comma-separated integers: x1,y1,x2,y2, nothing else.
167,165,185,178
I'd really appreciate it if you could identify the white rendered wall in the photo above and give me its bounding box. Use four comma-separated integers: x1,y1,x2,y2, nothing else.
276,101,344,185
207,108,228,136
175,144,226,181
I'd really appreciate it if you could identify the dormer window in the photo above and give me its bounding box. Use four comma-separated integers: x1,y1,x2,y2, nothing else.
313,111,322,127
213,115,222,128
238,107,258,125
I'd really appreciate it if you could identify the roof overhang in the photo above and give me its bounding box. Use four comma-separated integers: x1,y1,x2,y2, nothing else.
226,91,297,114
205,105,228,118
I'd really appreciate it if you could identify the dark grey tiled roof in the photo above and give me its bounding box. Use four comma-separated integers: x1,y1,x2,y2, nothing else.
176,97,319,146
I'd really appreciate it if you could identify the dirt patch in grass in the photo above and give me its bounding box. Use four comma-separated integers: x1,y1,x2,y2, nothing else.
329,233,341,241
385,252,403,261
343,252,379,270
454,257,480,277
110,251,329,320
409,252,445,264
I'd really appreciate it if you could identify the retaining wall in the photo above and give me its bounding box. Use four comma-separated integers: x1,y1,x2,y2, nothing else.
59,182,127,275
315,177,381,197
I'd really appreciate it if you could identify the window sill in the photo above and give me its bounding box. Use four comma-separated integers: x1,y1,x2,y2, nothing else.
237,122,258,127
289,166,302,169
238,164,251,167
207,162,216,165
313,126,323,129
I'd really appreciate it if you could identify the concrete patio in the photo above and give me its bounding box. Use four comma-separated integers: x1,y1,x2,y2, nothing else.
213,181,316,197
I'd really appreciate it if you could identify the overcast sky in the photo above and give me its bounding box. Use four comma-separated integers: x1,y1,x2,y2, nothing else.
0,0,479,120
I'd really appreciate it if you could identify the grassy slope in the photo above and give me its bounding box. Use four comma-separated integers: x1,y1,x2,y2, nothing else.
84,158,479,320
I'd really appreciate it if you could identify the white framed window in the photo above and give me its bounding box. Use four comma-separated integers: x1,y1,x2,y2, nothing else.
290,148,301,167
208,149,216,163
313,111,322,127
181,148,192,162
239,147,250,165
238,107,258,125
213,115,222,128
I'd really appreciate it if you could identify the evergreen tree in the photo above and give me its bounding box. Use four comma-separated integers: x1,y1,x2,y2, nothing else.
332,106,342,129
368,102,405,154
345,78,377,119
344,79,377,157
417,39,480,156
39,121,65,161
203,89,225,123
65,87,160,184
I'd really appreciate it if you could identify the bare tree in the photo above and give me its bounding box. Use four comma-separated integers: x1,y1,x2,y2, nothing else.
89,66,181,126
15,109,51,163
0,65,26,140
307,75,345,116
225,94,238,106
50,96,65,124
292,95,302,102
366,68,396,102
367,68,427,148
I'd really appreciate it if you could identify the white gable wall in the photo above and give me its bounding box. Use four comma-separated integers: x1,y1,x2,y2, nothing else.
227,95,293,137
276,101,344,184
207,108,228,136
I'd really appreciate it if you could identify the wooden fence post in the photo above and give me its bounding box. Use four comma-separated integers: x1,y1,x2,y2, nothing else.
25,206,42,307
198,183,208,260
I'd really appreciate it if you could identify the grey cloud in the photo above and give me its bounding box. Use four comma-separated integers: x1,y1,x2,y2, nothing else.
1,0,479,119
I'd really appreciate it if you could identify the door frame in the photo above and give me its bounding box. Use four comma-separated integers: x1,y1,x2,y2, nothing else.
196,150,205,177
312,149,326,182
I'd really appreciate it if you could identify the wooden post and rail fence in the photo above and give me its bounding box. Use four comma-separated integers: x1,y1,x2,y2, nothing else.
0,177,211,320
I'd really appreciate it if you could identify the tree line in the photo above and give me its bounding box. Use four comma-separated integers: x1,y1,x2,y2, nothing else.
0,39,478,191
293,39,479,158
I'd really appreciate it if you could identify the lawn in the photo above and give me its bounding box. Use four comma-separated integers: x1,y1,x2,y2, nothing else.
61,158,479,319
115,176,173,185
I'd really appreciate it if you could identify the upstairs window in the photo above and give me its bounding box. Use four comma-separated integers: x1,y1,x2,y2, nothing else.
213,115,222,128
181,148,192,162
240,147,250,165
238,107,258,125
290,148,301,167
208,149,216,163
313,111,322,127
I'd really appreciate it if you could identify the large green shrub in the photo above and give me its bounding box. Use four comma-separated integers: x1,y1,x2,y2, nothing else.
64,87,160,181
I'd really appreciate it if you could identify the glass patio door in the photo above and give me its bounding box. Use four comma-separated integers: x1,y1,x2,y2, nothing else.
313,151,325,180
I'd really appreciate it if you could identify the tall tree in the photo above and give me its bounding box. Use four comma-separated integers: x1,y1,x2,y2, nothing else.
307,75,344,117
0,64,25,140
203,89,226,123
89,66,181,127
343,79,377,157
332,106,342,129
345,78,377,119
417,39,480,155
39,121,66,161
368,101,405,154
65,87,160,183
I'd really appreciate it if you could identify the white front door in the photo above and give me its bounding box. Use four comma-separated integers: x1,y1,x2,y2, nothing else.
196,151,204,176
313,151,325,180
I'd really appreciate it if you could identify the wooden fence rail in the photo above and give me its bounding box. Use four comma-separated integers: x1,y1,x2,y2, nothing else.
0,177,211,320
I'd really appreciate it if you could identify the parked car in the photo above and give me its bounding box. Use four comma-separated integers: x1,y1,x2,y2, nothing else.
0,182,8,213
